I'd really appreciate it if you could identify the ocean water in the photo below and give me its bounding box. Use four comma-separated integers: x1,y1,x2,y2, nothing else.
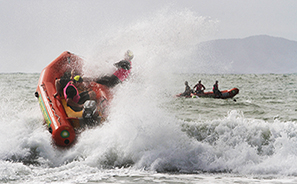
1,73,297,184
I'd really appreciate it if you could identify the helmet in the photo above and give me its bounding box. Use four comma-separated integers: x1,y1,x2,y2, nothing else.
74,75,83,83
125,50,134,60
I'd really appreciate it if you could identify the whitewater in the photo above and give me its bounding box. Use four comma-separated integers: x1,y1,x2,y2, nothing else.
1,8,297,184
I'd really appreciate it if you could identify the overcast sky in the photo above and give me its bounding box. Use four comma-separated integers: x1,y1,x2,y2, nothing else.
1,0,297,73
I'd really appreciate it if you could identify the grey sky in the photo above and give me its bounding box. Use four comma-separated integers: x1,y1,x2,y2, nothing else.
1,0,296,73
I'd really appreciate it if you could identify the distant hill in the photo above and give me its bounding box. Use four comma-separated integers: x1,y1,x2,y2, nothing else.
194,35,297,74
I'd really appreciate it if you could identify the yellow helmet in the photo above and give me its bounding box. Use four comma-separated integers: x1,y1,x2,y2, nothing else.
74,75,83,83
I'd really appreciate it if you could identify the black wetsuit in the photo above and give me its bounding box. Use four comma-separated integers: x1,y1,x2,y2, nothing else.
213,84,222,97
96,60,131,88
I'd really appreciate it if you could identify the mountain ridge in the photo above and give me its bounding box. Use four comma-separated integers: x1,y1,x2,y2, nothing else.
194,35,297,74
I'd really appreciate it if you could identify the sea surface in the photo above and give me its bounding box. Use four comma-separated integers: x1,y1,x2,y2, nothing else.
1,73,297,183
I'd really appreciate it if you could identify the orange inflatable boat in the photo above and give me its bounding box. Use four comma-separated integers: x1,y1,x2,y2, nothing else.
177,88,239,99
193,88,239,99
35,51,111,147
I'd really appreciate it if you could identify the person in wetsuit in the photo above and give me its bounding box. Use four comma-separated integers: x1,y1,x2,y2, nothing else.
213,80,222,97
54,69,79,98
193,80,206,94
180,81,193,97
63,75,96,112
96,50,134,88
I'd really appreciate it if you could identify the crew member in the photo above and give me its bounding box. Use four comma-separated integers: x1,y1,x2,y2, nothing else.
64,75,96,112
213,80,222,97
180,81,193,97
54,69,77,98
96,50,133,88
193,80,206,94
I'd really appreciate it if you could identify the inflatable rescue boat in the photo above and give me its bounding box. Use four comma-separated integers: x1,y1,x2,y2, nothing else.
193,88,239,99
177,88,239,99
35,51,111,147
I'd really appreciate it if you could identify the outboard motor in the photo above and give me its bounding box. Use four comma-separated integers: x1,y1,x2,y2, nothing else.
82,100,100,126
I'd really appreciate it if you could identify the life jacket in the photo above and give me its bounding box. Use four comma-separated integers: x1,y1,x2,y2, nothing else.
63,81,80,103
113,60,132,82
213,84,218,91
195,84,203,91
